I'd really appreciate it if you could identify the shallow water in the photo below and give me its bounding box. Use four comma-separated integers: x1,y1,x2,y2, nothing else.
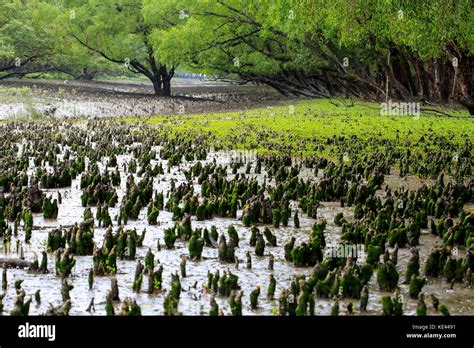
0,136,473,316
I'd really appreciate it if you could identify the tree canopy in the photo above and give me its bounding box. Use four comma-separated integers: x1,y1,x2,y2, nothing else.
0,0,472,104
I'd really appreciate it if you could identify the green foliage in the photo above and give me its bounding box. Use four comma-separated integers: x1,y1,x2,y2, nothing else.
138,99,473,159
377,261,399,292
140,0,474,100
164,226,177,249
409,275,426,299
1,0,473,100
188,235,204,260
147,205,159,225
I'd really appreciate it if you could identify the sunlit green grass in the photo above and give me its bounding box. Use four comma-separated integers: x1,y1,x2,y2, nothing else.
128,99,473,158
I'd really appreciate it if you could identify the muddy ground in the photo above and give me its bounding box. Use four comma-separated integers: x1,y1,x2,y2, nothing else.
0,78,286,119
0,80,472,316
1,144,472,316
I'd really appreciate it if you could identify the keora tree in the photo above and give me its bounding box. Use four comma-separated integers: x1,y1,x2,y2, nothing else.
68,0,177,96
0,1,60,79
152,0,474,112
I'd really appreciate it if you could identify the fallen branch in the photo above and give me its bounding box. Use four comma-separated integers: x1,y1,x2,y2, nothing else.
420,108,474,119
0,258,33,269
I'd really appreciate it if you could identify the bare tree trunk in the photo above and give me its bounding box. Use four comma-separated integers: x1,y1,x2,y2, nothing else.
434,59,443,101
162,77,171,97
160,66,174,97
150,75,162,95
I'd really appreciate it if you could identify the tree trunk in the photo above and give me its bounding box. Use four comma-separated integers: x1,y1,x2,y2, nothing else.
160,65,173,97
457,98,474,115
412,54,430,100
150,75,162,95
162,77,171,97
78,67,96,81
